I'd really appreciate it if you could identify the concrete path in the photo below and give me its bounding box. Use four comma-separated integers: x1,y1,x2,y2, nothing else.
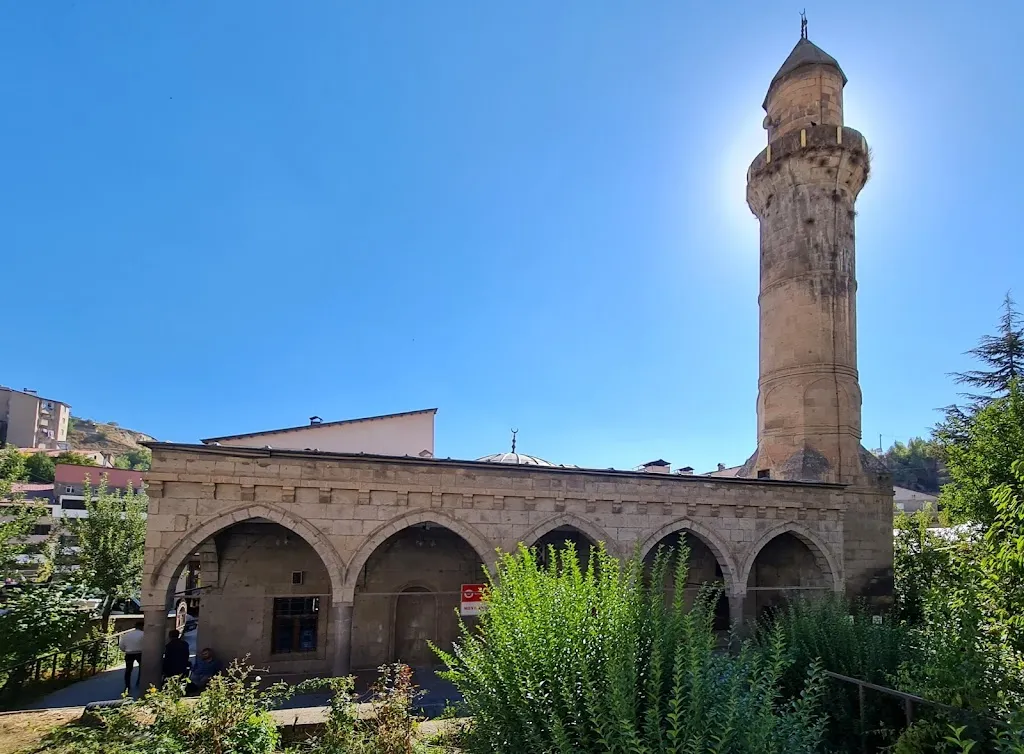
14,624,460,717
17,630,198,711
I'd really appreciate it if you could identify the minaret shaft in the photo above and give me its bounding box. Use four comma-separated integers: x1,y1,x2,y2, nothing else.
742,37,870,484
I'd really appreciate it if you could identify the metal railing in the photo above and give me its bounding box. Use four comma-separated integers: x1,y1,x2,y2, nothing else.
823,670,1004,753
0,629,129,707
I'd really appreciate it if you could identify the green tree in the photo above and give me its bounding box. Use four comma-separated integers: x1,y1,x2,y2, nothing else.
893,507,964,625
22,451,56,483
53,451,98,468
0,445,26,481
0,581,90,669
937,381,1024,525
952,292,1024,408
0,489,38,582
113,447,151,471
981,459,1024,655
882,437,945,494
64,478,147,631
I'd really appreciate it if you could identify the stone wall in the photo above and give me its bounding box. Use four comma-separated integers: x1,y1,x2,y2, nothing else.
351,526,482,669
201,522,333,675
137,443,878,686
765,65,844,141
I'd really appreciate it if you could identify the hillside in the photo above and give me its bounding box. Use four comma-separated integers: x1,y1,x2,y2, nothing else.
67,417,155,457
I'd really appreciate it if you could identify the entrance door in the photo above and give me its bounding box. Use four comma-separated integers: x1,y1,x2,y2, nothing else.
393,587,436,667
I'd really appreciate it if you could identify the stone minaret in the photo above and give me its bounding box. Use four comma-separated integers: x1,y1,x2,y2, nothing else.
741,29,876,485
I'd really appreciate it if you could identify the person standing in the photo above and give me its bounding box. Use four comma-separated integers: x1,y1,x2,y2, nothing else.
161,629,191,685
118,621,145,692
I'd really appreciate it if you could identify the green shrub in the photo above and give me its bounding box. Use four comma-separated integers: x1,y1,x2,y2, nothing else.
35,660,290,754
35,659,435,754
436,542,829,754
294,664,423,754
760,595,908,752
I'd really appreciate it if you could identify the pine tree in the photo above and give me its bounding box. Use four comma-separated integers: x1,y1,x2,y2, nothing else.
951,292,1024,407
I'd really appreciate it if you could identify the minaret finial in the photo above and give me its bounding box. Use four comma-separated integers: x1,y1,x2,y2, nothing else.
511,428,518,453
800,10,808,40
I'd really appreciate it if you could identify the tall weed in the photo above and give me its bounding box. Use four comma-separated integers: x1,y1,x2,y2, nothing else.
761,595,907,751
35,660,288,754
436,542,828,754
293,663,423,754
34,660,433,754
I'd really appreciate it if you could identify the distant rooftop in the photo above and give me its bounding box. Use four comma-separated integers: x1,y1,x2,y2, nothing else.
202,408,437,444
706,464,742,478
0,386,69,407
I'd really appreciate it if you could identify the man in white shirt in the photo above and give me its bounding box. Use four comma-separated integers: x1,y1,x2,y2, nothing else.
117,621,145,692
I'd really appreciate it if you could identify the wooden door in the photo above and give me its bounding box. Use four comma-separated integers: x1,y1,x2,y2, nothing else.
393,587,436,667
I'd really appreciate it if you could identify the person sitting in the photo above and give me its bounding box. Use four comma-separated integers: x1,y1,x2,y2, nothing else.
185,647,223,695
161,629,191,685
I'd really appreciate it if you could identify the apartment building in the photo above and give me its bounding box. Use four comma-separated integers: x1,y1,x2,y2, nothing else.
1,483,57,573
54,464,145,518
1,465,146,575
0,387,71,451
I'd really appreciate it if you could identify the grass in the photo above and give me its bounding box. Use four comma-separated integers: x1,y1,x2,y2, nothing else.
0,709,82,754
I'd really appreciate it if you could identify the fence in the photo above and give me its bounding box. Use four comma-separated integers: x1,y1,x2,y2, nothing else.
0,630,128,708
823,670,1006,753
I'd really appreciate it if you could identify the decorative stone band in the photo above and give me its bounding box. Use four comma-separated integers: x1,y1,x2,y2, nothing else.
747,125,867,181
759,363,860,384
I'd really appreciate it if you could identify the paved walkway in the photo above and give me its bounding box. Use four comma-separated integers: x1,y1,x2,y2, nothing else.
18,631,198,711
14,624,459,716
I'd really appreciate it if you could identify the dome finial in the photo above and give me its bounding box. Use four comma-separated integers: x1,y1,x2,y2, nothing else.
511,428,518,453
800,9,808,40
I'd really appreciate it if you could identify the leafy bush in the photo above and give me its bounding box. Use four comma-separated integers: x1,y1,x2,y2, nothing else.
35,658,435,754
892,505,1024,750
0,581,91,670
764,565,1024,752
36,660,288,754
293,663,423,754
436,542,829,754
760,595,908,752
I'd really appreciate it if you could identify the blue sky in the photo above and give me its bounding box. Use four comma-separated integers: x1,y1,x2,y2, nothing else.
2,2,1021,472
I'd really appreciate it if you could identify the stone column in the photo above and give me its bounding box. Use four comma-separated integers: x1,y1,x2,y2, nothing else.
330,601,354,677
139,602,168,691
728,593,746,634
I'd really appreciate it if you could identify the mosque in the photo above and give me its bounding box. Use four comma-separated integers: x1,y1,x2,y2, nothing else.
138,28,893,687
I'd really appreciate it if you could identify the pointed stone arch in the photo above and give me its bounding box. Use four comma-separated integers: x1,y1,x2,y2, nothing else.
341,509,495,602
739,521,842,592
637,518,740,594
519,513,619,556
151,503,346,599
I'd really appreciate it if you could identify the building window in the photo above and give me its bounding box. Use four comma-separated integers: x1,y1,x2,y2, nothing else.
62,498,86,511
271,597,319,654
32,524,51,536
756,469,771,480
64,486,75,494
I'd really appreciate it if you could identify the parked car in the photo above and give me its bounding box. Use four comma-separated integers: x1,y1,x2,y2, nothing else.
103,596,199,633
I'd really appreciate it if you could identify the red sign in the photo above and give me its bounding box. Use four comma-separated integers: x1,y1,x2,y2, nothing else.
460,584,486,616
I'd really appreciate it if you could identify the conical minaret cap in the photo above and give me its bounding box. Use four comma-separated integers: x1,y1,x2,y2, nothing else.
763,37,847,108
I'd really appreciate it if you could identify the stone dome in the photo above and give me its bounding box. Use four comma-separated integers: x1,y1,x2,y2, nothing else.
476,452,558,467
